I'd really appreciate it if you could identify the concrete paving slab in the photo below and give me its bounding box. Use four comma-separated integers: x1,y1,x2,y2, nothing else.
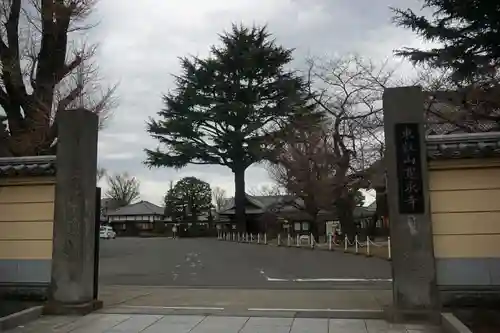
329,318,368,333
70,314,131,333
190,316,249,333
290,318,329,333
240,317,293,333
5,314,443,333
104,314,162,332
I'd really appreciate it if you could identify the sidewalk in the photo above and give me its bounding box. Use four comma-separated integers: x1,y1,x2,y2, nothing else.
98,285,393,315
7,313,441,332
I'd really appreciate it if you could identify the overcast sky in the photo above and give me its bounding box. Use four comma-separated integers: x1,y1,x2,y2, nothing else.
91,0,427,205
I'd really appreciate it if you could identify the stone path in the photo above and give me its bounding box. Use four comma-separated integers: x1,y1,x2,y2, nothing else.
8,314,441,333
98,285,392,312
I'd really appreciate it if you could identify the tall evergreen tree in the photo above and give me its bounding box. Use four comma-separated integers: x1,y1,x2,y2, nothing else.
392,0,500,83
145,24,313,231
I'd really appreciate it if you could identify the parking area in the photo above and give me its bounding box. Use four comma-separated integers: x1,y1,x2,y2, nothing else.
99,237,391,290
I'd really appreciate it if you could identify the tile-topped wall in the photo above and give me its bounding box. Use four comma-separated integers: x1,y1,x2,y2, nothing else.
0,177,55,285
429,158,500,287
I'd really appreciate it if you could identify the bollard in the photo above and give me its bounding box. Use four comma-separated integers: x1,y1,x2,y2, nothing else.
367,236,371,256
355,235,359,254
264,233,267,245
277,234,281,246
296,234,300,247
287,234,291,247
388,236,392,260
246,233,249,242
257,233,260,244
310,233,314,249
328,234,332,251
233,232,236,241
344,235,348,251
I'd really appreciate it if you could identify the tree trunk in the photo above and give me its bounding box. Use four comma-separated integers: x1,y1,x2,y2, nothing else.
233,166,247,232
336,197,356,242
367,212,378,238
310,214,320,240
0,131,11,157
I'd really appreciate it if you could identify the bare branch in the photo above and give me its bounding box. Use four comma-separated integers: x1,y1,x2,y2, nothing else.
96,166,106,183
0,0,117,157
247,184,286,197
105,172,141,206
212,186,227,212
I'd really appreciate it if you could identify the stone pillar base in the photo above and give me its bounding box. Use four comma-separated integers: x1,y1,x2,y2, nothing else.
44,299,103,316
383,307,441,325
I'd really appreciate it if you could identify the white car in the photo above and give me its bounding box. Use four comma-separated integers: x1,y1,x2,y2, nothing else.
100,225,116,239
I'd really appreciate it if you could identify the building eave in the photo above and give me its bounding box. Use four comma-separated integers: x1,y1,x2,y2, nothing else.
0,155,57,177
426,132,500,160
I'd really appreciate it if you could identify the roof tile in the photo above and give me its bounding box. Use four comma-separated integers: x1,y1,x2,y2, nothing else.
0,156,56,177
107,200,164,216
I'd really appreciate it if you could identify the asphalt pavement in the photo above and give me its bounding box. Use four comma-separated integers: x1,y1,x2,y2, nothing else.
98,237,391,290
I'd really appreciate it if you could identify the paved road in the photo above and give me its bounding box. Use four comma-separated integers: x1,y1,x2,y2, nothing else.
98,238,391,290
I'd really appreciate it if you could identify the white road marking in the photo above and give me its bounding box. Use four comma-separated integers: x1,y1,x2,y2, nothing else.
266,277,289,282
259,269,392,283
263,275,391,283
247,308,383,312
121,305,225,310
290,278,393,282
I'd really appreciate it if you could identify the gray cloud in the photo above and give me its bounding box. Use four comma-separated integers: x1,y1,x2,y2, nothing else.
91,0,424,205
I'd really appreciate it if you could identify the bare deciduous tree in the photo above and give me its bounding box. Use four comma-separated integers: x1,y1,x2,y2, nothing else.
266,119,341,238
417,67,500,134
96,167,106,183
0,0,118,157
247,184,286,197
302,55,396,239
212,186,227,212
105,172,141,207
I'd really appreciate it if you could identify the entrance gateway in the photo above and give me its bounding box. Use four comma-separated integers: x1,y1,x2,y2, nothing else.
383,87,439,321
1,88,499,324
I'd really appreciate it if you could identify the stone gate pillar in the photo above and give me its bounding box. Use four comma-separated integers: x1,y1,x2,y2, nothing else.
46,108,101,314
383,87,440,322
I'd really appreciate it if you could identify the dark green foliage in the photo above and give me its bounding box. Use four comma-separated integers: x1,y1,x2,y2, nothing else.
145,24,315,229
392,0,500,82
145,24,313,171
164,177,212,222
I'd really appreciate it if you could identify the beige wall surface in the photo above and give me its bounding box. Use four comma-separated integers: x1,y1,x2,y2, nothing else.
0,179,55,260
429,159,500,259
